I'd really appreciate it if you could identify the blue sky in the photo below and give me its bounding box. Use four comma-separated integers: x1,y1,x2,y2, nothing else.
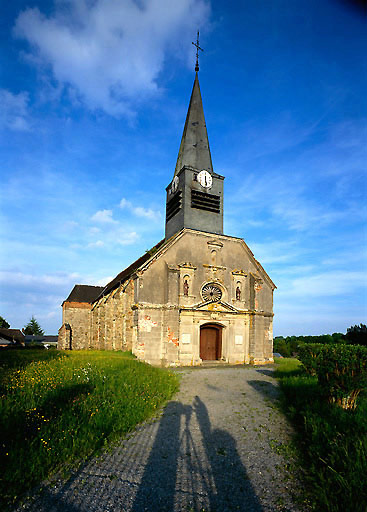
1,0,366,336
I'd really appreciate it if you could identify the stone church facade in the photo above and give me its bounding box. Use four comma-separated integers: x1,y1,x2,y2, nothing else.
59,71,276,366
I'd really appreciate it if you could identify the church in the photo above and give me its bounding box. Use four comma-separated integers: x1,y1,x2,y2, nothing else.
58,63,276,366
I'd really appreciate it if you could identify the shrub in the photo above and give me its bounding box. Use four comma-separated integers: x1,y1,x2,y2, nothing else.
298,343,326,376
273,333,345,359
317,344,367,410
275,357,367,512
273,337,291,357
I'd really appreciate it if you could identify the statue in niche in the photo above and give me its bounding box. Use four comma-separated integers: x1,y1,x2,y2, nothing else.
236,286,241,301
184,279,189,296
211,250,217,265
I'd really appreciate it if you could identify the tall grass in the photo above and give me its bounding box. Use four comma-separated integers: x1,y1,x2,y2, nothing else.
0,350,179,508
274,358,367,512
0,349,63,394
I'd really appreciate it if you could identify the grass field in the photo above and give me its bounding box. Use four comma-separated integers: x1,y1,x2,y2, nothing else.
0,349,179,508
274,357,367,512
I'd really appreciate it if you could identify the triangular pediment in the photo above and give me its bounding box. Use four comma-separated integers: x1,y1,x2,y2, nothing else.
189,300,238,313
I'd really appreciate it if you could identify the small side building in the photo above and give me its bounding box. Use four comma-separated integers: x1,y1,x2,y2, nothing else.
58,285,104,350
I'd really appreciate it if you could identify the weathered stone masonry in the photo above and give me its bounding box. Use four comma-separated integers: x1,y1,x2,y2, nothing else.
60,230,275,366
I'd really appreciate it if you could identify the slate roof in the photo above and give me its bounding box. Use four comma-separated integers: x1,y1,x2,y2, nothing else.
174,73,214,176
64,285,104,304
0,328,24,344
25,335,58,344
94,238,167,301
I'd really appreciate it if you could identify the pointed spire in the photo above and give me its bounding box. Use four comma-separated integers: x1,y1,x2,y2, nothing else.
174,73,213,176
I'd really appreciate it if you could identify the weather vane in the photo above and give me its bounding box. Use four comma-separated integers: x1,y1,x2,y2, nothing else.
192,30,203,72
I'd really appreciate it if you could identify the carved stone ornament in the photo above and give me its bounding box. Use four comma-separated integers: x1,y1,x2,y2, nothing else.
201,283,222,302
207,240,223,249
178,262,197,270
231,269,247,277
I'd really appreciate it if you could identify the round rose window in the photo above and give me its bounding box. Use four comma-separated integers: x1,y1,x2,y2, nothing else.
202,283,222,302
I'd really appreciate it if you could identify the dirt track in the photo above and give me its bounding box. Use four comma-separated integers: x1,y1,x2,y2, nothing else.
16,366,306,512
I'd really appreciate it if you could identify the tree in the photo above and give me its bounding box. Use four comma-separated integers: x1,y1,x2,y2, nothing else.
344,324,367,346
331,332,344,343
0,316,10,328
23,316,44,336
273,337,291,357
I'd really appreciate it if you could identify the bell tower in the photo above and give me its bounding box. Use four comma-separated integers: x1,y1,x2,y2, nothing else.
165,71,225,239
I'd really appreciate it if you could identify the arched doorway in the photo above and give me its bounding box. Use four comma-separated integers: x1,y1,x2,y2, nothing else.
200,324,222,360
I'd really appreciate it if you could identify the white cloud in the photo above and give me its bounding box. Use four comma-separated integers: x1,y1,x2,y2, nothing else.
91,209,117,224
248,240,300,265
14,0,211,116
0,89,31,131
271,201,344,232
246,219,264,227
41,311,57,320
0,270,80,287
88,205,141,246
237,114,316,160
119,198,130,209
119,197,161,221
273,301,365,337
232,170,351,233
87,240,105,248
115,230,139,245
0,269,101,333
277,270,367,298
134,206,161,220
63,220,78,229
87,275,113,287
87,225,139,249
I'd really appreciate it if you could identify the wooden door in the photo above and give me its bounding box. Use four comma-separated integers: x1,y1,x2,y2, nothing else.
200,325,222,360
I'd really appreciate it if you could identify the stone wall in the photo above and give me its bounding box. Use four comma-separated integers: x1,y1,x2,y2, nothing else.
58,322,71,350
61,302,91,350
89,279,134,351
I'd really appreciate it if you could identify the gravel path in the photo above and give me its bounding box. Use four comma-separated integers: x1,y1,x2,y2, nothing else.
17,366,306,512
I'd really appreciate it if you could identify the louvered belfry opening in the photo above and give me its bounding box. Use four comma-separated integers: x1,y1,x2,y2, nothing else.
166,191,182,221
191,189,220,213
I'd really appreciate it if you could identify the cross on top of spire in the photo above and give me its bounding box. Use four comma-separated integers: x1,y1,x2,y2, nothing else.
192,30,203,72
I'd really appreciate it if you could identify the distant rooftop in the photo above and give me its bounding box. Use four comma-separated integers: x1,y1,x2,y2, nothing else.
24,335,58,343
0,328,24,344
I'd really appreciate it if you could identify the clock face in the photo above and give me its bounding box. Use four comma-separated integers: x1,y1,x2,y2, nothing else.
197,170,212,189
170,176,179,194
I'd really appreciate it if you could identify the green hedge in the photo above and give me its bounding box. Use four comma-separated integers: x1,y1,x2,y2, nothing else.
298,343,326,376
318,344,367,410
299,343,367,410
